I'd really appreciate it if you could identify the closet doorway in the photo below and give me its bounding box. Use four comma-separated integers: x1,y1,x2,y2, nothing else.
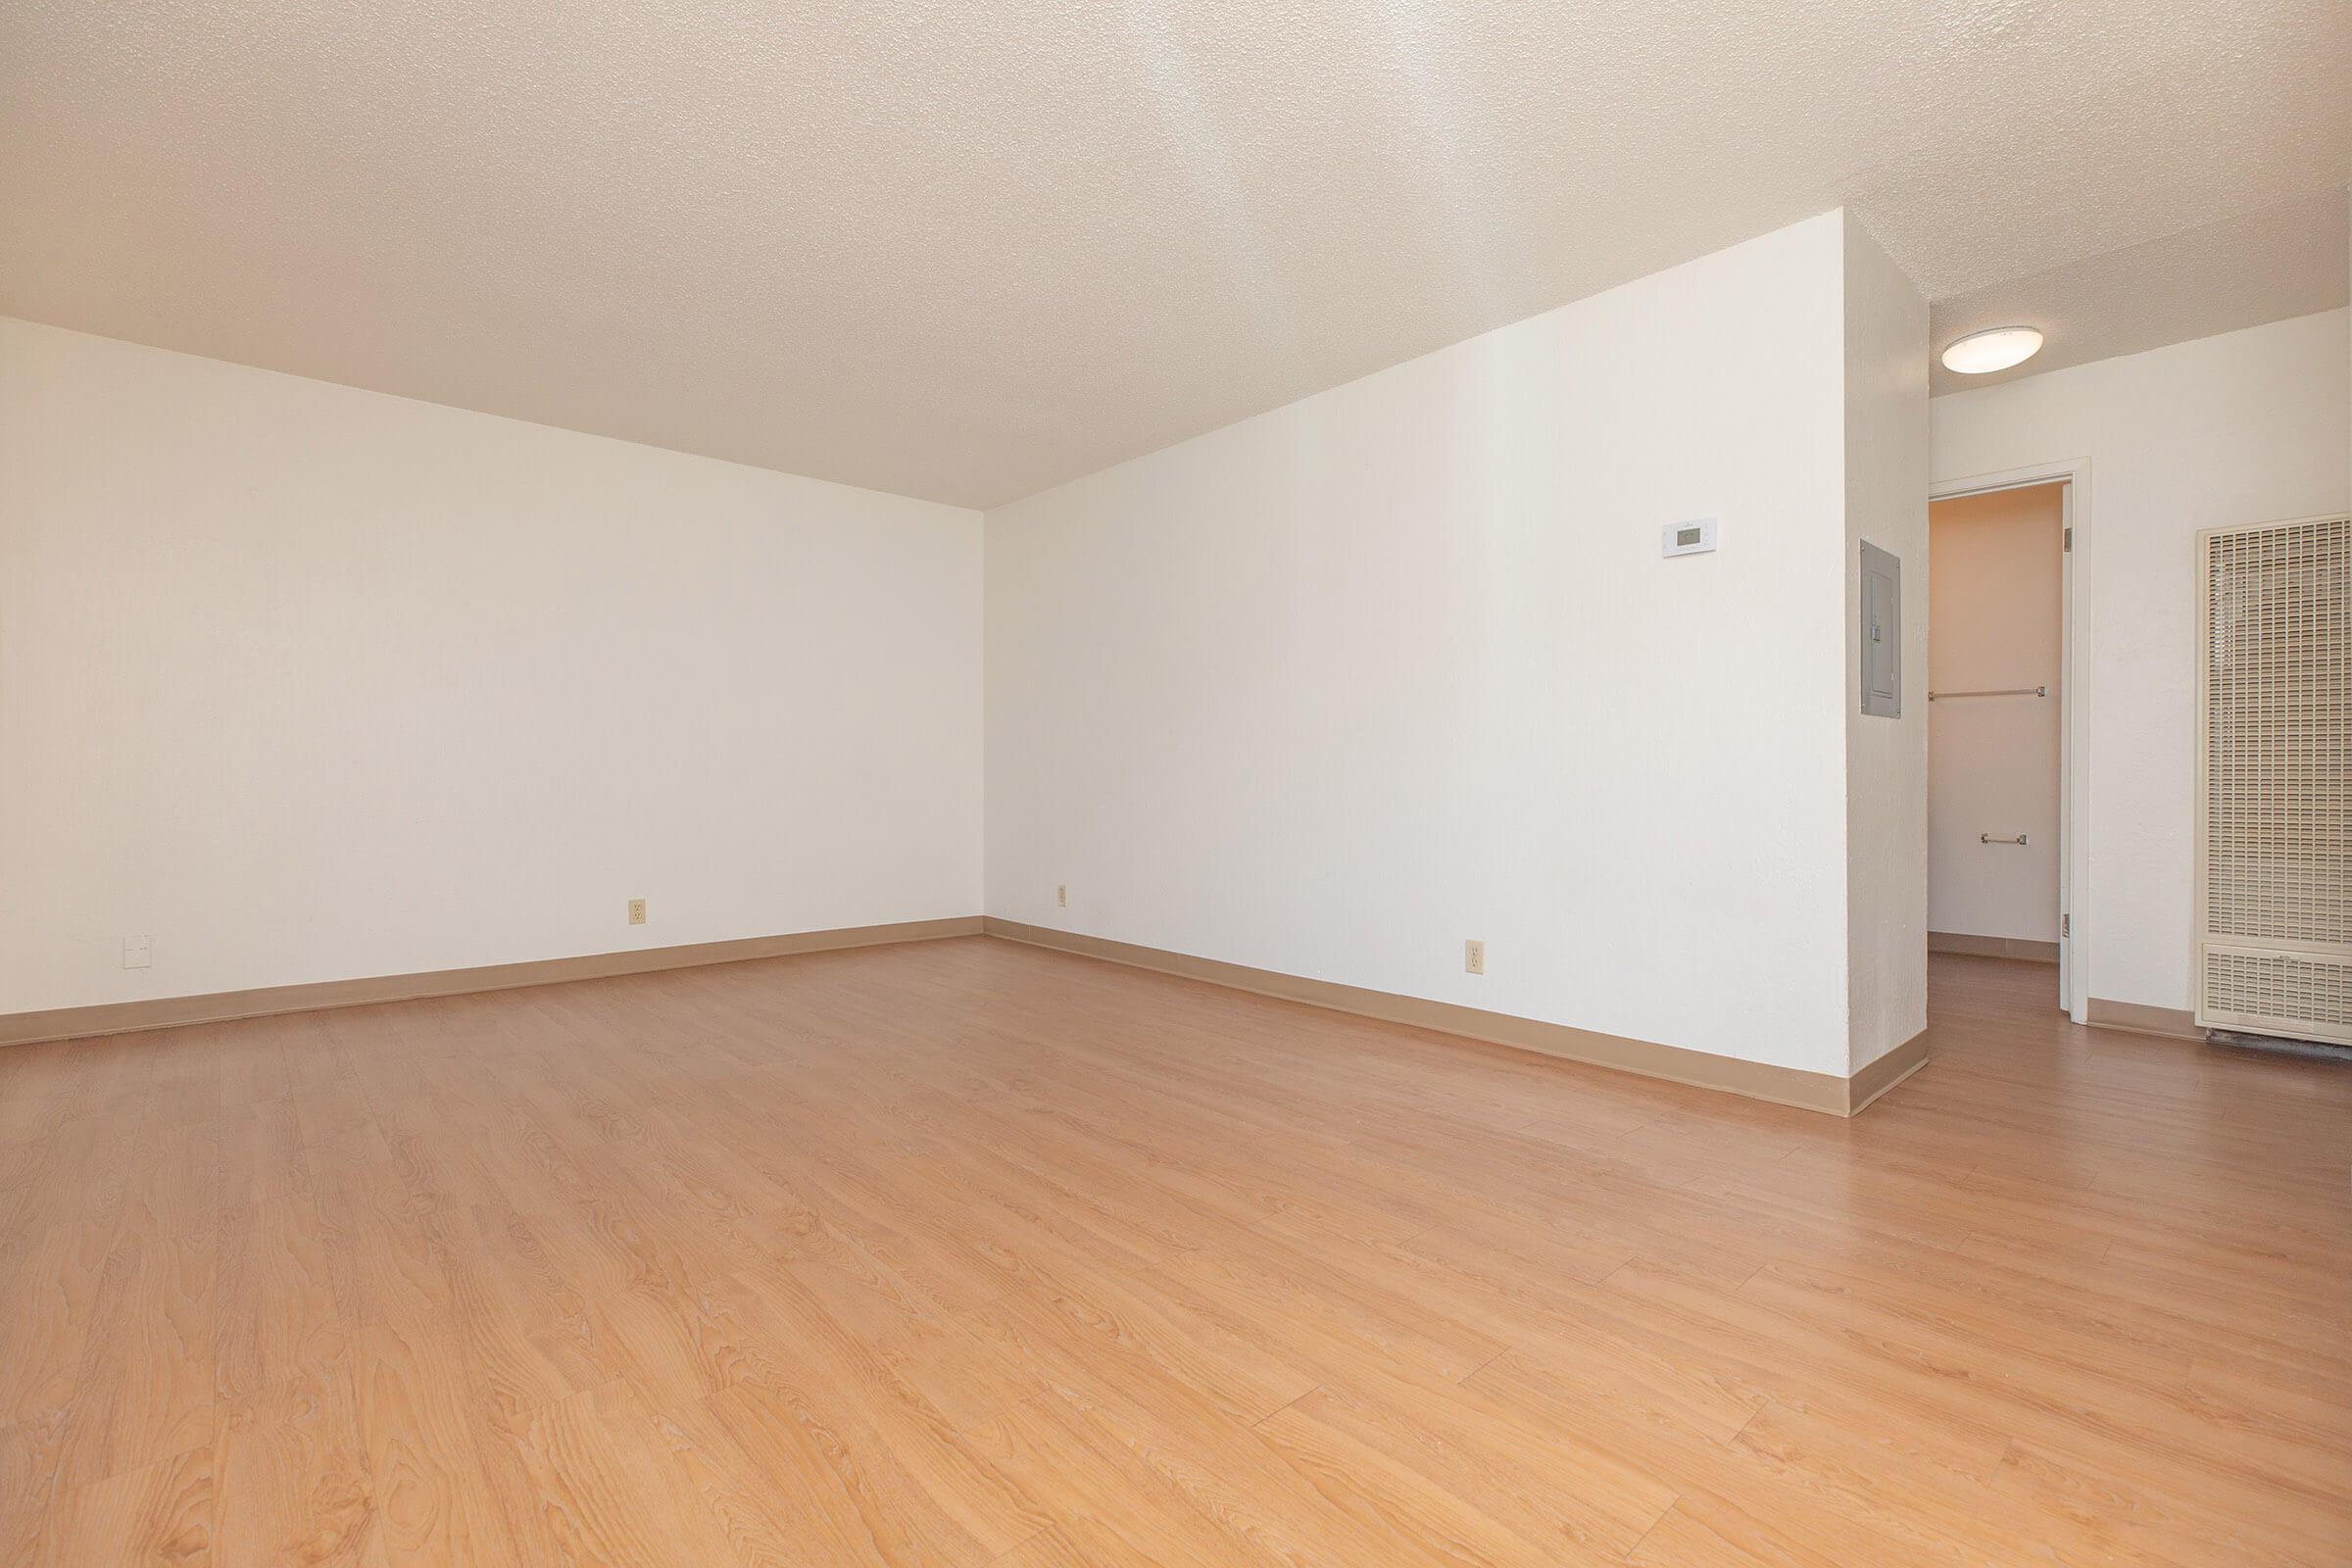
1928,479,2071,1009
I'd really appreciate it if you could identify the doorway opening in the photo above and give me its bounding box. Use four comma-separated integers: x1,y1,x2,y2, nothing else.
1928,479,2071,1010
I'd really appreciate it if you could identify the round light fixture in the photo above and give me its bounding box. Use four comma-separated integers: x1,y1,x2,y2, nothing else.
1940,325,2043,374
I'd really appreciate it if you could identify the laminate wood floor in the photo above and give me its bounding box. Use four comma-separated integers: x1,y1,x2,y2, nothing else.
2,938,2346,1565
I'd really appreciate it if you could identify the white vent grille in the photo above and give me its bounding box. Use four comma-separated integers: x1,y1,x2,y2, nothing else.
2201,948,2352,1034
2195,515,2352,1045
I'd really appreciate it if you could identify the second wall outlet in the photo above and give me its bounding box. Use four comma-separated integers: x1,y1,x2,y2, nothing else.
122,934,153,969
627,898,647,925
1056,885,1067,907
1464,939,1486,975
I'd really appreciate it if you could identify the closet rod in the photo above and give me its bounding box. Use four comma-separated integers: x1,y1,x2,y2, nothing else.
1930,685,2046,701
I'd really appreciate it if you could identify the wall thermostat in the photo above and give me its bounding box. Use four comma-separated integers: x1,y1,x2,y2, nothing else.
1661,517,1718,557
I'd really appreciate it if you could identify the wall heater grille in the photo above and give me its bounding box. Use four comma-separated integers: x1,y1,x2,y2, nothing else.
2195,514,2352,1045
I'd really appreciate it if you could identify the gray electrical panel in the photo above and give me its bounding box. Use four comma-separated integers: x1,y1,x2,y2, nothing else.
1859,540,1901,717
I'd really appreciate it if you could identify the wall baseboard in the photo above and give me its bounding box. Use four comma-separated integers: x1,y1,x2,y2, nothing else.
982,917,1918,1117
0,916,984,1048
2086,997,2201,1042
1929,931,2060,963
1849,1029,1933,1112
4,910,1940,1119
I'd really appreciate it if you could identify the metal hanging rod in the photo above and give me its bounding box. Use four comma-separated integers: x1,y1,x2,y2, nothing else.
1930,685,2047,702
1981,833,2030,846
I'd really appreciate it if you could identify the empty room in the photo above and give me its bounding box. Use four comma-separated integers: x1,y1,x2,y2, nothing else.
3,2,2348,1564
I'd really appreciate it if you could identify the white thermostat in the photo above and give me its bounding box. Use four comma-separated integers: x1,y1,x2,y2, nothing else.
1661,517,1718,558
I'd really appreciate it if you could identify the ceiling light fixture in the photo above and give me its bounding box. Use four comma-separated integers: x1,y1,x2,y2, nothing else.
1940,325,2044,374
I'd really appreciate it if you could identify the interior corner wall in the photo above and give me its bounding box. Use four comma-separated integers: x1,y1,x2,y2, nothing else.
1838,214,1930,1073
0,317,986,1015
1931,308,2352,1014
985,212,1861,1078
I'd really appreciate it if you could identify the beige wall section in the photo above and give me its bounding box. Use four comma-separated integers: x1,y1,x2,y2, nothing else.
1840,212,1931,1075
0,318,986,1015
1932,309,2349,1013
1928,484,2064,945
986,213,1859,1079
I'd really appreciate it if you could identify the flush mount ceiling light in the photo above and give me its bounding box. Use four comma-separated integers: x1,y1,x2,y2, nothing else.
1940,325,2044,374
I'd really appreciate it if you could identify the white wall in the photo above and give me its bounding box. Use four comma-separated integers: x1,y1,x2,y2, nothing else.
988,213,1886,1078
1840,212,1931,1071
1926,484,2064,944
1932,308,2351,1012
0,318,984,1014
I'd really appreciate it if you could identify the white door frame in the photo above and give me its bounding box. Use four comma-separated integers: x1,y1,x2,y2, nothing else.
1929,458,2092,1023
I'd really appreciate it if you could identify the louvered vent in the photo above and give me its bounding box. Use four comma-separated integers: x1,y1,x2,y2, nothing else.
2195,515,2352,1045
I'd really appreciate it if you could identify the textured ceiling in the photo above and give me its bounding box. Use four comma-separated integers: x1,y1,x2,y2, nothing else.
1929,188,2348,394
3,1,2346,508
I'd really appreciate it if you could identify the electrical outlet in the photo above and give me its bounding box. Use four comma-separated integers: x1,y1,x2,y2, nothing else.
1464,939,1485,975
122,934,153,969
627,898,647,926
1056,885,1067,907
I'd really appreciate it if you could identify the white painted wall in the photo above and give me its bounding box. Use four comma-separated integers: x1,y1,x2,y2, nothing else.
1932,308,2351,1012
1926,484,2064,945
0,318,984,1014
987,213,1887,1078
1840,213,1931,1072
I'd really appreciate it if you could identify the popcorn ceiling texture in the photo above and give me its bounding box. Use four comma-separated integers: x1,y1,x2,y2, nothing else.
2,0,2345,506
1927,189,2348,395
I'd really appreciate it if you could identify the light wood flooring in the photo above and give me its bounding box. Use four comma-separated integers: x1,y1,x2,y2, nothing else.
1,938,2346,1565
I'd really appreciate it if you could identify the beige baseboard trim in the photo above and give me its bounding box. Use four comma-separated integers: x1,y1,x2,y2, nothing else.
1848,1029,1932,1113
1929,931,2060,963
983,917,1913,1116
2086,997,2201,1042
0,916,984,1049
